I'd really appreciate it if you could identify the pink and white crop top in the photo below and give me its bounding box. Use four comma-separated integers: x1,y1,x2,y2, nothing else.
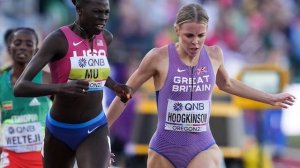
49,26,110,91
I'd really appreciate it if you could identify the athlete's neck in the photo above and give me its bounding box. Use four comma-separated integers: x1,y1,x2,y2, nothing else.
74,22,95,41
176,43,200,67
11,64,26,85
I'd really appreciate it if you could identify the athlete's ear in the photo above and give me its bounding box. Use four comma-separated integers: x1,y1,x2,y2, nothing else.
76,6,82,15
7,46,12,56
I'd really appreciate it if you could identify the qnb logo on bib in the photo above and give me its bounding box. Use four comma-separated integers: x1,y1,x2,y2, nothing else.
69,55,110,91
71,56,109,70
165,99,210,132
78,58,87,68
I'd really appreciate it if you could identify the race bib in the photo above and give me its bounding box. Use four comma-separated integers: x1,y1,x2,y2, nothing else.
69,55,110,91
1,122,43,153
165,99,210,132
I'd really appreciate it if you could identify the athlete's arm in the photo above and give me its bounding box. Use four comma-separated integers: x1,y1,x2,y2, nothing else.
102,29,132,102
106,48,160,127
14,30,89,97
215,47,295,108
105,77,132,103
14,31,65,97
42,70,55,101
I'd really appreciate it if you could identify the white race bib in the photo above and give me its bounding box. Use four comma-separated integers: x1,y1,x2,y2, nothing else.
69,55,110,91
1,122,43,152
165,99,210,132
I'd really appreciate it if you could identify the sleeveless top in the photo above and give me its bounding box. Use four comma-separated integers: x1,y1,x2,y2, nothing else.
49,26,110,91
155,44,216,145
0,69,52,152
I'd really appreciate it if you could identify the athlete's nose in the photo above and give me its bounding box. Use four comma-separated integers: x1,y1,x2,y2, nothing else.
192,38,198,44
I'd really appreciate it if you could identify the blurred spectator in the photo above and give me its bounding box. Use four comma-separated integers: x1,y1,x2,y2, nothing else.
0,28,14,69
288,12,300,82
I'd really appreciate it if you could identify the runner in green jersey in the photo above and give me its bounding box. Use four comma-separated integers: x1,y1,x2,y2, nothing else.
0,27,52,168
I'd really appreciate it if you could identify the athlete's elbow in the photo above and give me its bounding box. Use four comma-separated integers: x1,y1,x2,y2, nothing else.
216,79,232,92
13,82,25,97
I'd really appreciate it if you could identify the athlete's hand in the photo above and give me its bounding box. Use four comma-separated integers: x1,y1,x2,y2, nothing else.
59,80,89,96
114,84,133,103
270,93,296,108
108,152,115,168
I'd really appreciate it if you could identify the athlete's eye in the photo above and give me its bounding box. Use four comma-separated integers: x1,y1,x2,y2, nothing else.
198,33,205,38
185,34,194,38
13,40,22,46
26,41,34,47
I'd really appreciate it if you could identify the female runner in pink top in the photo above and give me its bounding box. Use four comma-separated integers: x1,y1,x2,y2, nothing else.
14,0,132,167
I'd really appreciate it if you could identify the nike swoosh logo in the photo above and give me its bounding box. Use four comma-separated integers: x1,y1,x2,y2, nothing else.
177,68,186,72
73,40,84,46
88,125,100,134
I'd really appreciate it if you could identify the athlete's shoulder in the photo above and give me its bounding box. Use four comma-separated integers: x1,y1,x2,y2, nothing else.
102,29,113,45
0,65,12,76
146,45,168,59
0,66,11,84
204,45,224,61
140,45,169,71
44,26,69,43
39,27,68,58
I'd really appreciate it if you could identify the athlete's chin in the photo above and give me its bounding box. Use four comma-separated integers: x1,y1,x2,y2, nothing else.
188,50,200,57
188,52,198,57
15,57,31,64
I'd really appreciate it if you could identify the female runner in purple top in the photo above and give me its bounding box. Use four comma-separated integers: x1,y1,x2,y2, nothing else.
107,3,295,168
